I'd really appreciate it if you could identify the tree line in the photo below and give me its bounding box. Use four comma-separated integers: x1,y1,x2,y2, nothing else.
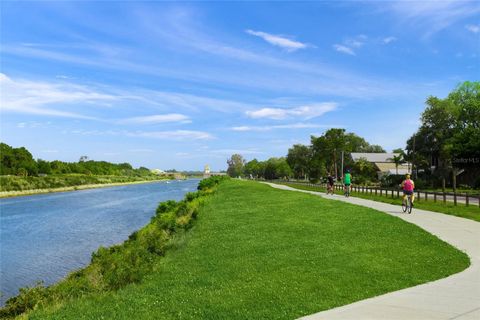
0,143,155,177
227,128,385,183
226,81,479,188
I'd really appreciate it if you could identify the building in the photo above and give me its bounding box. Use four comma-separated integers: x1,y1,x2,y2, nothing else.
203,164,227,178
350,153,411,178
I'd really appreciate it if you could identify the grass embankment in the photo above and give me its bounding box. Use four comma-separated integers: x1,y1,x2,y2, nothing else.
0,176,225,319
281,183,480,222
0,174,173,198
24,180,469,319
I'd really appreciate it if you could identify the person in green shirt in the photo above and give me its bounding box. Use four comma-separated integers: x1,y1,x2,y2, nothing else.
343,170,352,194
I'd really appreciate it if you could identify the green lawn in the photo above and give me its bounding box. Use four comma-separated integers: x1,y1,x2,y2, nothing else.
30,180,469,319
281,183,480,222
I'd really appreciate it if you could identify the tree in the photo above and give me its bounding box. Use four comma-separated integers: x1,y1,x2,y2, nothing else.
37,159,52,174
244,159,262,178
389,154,404,175
227,154,245,177
286,144,310,180
406,81,480,187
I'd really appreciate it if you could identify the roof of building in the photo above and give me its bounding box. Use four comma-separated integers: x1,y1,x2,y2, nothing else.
374,162,410,172
351,153,401,163
386,168,411,175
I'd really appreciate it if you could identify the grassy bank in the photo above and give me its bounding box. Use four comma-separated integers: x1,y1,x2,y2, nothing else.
0,174,173,198
24,179,469,319
280,182,480,222
0,176,225,319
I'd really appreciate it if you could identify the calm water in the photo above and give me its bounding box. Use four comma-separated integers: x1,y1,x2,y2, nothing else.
0,179,199,305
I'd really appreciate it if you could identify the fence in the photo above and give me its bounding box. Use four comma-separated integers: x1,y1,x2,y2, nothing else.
270,180,480,208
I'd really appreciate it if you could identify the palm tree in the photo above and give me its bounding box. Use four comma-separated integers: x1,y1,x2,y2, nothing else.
389,154,404,175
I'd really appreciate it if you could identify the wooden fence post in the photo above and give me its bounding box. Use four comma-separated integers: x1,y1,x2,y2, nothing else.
465,193,469,207
417,191,420,202
454,191,457,206
434,193,437,202
425,191,427,201
375,188,377,196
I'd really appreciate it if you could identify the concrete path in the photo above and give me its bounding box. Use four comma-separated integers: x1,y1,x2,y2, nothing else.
263,182,480,320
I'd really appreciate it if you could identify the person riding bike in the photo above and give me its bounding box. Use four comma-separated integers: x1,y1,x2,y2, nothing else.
343,170,352,194
401,174,415,206
327,173,335,194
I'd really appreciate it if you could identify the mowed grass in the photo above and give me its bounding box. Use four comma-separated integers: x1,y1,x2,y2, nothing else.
30,180,469,319
282,183,480,222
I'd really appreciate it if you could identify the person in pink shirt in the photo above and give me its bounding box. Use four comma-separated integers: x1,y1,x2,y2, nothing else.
401,174,415,206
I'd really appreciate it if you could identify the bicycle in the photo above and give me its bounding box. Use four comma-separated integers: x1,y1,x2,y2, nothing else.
344,184,350,197
326,183,334,195
402,194,413,214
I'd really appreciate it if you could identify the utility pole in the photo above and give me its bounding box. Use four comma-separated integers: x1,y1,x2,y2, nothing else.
413,134,418,179
341,150,344,178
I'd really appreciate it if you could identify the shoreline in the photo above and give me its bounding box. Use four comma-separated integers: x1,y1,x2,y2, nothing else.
0,179,177,199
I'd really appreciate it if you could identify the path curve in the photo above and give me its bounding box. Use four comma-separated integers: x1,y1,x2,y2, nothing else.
263,182,480,320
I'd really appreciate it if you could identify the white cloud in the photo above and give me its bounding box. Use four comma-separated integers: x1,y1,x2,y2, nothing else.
129,130,213,141
210,149,264,155
232,123,337,132
333,44,355,56
118,114,191,124
385,1,480,37
245,29,309,51
246,103,338,120
466,24,480,33
383,36,397,44
345,35,366,48
0,73,112,119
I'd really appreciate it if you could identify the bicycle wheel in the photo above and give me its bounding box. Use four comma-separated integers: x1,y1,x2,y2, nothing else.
407,197,413,214
402,199,407,212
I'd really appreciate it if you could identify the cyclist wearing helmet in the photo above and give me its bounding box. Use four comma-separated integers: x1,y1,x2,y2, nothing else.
401,174,415,205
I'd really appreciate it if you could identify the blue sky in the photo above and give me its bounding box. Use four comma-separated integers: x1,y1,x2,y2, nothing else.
1,1,479,171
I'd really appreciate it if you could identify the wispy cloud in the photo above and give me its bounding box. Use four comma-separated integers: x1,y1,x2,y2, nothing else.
384,0,480,37
333,44,355,56
69,128,214,141
383,36,397,44
129,130,213,141
118,114,191,124
231,123,336,132
210,149,264,155
245,29,309,51
465,24,480,33
333,35,367,56
0,73,112,119
246,103,338,120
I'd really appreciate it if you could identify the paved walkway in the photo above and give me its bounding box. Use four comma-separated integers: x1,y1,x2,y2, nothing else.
263,182,480,320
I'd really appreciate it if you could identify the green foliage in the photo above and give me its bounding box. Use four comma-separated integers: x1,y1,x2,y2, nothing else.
226,154,245,177
406,81,480,186
0,176,225,318
197,175,228,191
0,142,162,180
286,144,311,179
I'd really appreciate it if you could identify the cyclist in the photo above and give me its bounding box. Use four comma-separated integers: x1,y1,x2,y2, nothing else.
327,173,334,194
401,174,415,206
343,170,352,194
